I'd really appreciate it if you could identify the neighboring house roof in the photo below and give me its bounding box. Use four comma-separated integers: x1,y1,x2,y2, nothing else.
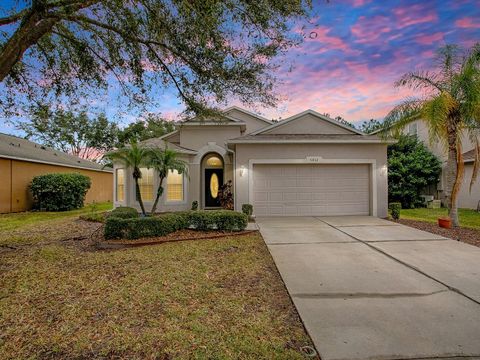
140,137,197,154
250,109,365,136
463,149,477,163
0,132,112,172
227,133,394,144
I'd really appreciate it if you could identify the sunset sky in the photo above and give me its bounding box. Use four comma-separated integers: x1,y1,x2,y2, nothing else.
1,0,480,133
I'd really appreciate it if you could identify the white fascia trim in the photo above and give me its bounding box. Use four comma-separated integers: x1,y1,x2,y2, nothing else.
251,109,365,135
228,139,395,144
247,158,377,217
0,155,113,173
223,106,273,124
181,122,244,126
158,130,179,140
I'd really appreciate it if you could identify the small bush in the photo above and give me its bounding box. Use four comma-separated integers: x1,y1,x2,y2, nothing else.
389,202,402,220
104,213,188,240
108,206,138,219
218,180,234,210
191,201,198,211
30,173,91,211
241,204,253,216
187,210,247,231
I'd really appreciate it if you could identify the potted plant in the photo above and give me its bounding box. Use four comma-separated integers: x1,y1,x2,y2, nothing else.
438,216,452,229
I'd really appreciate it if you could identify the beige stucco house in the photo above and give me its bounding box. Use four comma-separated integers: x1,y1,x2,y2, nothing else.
114,107,392,217
402,120,479,209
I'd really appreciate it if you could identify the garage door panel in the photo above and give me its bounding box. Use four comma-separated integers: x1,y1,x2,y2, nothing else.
252,164,370,216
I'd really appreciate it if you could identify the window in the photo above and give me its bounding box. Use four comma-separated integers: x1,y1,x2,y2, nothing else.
408,123,418,136
116,169,124,202
167,169,184,202
137,168,154,201
206,156,222,167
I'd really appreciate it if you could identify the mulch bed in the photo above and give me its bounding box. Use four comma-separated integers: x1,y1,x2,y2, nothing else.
392,219,480,248
96,228,257,249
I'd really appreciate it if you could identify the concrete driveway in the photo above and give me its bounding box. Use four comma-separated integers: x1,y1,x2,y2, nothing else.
257,216,480,360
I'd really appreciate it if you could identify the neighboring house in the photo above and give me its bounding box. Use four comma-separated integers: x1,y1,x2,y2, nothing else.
0,133,113,213
114,106,392,217
403,120,479,209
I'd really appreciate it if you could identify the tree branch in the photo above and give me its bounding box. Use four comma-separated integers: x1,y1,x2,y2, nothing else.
0,9,30,26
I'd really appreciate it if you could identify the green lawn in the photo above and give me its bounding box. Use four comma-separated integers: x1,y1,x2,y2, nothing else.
401,207,480,229
0,215,314,359
0,202,113,232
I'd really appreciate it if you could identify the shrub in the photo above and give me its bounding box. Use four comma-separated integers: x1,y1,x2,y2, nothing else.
104,213,188,240
104,210,248,240
389,202,402,220
191,200,198,211
187,210,247,231
218,180,234,210
30,173,91,211
108,206,138,219
388,135,442,208
241,204,253,216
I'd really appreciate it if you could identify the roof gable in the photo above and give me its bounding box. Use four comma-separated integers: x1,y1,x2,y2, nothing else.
252,110,363,135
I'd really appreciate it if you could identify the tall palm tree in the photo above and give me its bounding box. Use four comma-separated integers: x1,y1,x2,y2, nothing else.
383,44,480,227
148,147,188,214
104,140,151,216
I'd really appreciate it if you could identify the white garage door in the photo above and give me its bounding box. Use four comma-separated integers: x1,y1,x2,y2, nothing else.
252,164,370,216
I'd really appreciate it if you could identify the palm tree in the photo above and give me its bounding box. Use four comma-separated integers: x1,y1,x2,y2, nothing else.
104,140,151,216
383,44,480,227
148,147,188,214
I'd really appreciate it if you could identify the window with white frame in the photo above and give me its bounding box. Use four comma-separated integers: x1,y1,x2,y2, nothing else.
167,170,184,202
137,168,154,201
408,123,418,136
116,168,125,202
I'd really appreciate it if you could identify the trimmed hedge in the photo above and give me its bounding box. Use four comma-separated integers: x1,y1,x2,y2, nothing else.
105,213,187,240
108,206,139,219
104,210,248,240
30,173,91,211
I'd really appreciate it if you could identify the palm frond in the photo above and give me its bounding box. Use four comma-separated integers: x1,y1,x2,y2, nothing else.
421,92,456,148
380,98,423,138
395,71,443,93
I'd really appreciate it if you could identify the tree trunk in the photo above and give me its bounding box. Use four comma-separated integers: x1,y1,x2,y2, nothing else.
150,177,165,214
134,177,147,216
445,122,460,227
0,11,59,81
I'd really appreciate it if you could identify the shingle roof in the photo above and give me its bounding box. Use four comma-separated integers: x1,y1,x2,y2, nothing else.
227,133,393,144
0,132,111,172
463,149,476,163
140,138,197,154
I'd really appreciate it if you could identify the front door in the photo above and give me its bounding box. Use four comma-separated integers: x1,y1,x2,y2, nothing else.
205,168,223,207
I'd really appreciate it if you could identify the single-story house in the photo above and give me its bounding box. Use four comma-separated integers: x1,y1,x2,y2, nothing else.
0,133,113,213
402,120,479,209
113,107,392,217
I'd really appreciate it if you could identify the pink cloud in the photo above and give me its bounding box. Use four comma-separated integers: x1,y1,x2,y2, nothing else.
455,17,480,29
415,32,444,45
307,26,360,55
352,0,371,7
393,5,438,28
350,16,392,43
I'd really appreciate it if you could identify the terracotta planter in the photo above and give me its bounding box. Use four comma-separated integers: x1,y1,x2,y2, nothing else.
438,217,452,229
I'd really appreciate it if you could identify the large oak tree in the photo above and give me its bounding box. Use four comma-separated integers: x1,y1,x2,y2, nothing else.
0,0,310,116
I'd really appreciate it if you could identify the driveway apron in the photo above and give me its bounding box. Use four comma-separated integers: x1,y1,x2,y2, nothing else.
257,216,480,360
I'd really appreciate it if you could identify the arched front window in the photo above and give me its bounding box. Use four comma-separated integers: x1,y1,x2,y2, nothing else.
205,155,223,168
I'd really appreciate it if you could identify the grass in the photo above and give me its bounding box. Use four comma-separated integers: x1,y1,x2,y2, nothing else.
0,217,314,359
401,207,480,229
0,202,113,232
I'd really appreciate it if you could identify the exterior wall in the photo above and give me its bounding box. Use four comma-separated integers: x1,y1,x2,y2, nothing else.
0,159,113,213
404,120,477,208
179,126,241,150
264,114,354,135
224,108,271,134
234,143,389,218
457,164,480,209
